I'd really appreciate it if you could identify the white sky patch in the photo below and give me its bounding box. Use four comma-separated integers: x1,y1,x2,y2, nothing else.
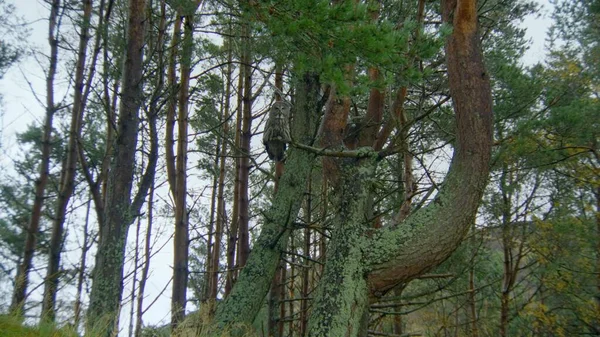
521,0,553,67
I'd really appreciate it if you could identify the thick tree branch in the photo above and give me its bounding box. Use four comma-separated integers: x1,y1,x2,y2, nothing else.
364,0,493,297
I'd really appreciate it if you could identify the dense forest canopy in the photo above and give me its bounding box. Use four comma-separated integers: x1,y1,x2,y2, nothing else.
0,0,598,336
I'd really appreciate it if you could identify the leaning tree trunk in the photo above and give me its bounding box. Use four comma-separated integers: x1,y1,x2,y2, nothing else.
10,0,60,315
207,73,322,334
296,0,494,335
364,0,493,297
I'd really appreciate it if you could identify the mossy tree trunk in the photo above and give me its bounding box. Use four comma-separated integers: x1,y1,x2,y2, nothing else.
208,73,322,332
205,1,492,336
306,156,377,337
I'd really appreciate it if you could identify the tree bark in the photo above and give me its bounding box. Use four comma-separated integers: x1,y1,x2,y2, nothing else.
171,7,198,327
129,216,142,337
365,0,493,295
134,1,165,333
300,180,312,336
268,63,285,337
357,2,384,149
468,228,480,337
87,0,149,334
204,140,220,302
165,14,181,196
224,24,238,297
320,87,351,183
207,2,492,335
305,1,493,335
499,169,513,337
306,157,377,337
99,0,117,219
225,47,245,294
236,19,252,269
10,0,61,315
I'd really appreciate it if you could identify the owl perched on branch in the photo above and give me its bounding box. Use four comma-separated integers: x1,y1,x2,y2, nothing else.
263,101,291,162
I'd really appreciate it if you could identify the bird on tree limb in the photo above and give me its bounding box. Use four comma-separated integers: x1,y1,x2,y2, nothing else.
263,101,292,162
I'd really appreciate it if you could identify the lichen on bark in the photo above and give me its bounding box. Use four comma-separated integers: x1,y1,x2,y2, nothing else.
306,155,377,337
209,73,322,333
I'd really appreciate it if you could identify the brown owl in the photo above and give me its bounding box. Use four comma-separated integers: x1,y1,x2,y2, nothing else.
263,101,291,162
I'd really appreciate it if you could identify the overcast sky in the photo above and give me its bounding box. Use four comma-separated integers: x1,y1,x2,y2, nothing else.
0,0,554,335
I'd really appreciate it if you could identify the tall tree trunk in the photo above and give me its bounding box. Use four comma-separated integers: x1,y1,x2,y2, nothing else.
227,67,244,293
320,87,351,184
134,0,165,333
391,106,415,334
10,0,61,315
499,168,515,337
41,0,94,321
87,0,148,334
236,19,252,270
319,179,328,274
208,43,231,302
204,141,220,302
288,237,295,335
99,0,116,216
224,24,239,297
366,0,493,294
165,15,181,194
357,1,384,149
268,64,285,337
171,7,198,327
268,260,283,337
273,66,286,189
